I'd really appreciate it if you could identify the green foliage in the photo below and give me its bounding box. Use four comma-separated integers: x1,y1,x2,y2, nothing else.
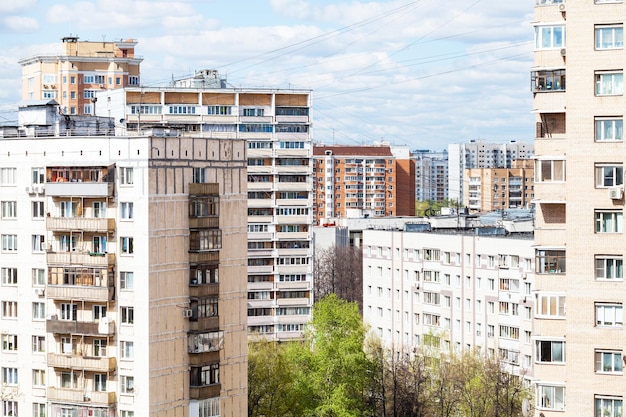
415,199,457,216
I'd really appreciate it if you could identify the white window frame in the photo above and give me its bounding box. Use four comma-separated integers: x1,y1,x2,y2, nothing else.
120,271,134,290
1,334,17,352
32,201,45,219
32,234,45,253
120,167,134,185
121,375,135,394
596,118,624,142
596,303,623,327
1,201,16,219
32,369,46,387
1,235,17,252
596,25,624,49
32,302,45,320
121,202,134,220
537,385,565,411
536,293,566,318
1,168,17,185
596,256,624,280
535,25,565,49
596,350,623,374
595,396,623,417
535,159,565,182
2,367,18,385
596,210,624,233
596,71,624,96
120,341,134,359
2,301,17,318
535,340,565,363
1,268,17,285
121,306,134,325
120,237,134,255
595,164,623,187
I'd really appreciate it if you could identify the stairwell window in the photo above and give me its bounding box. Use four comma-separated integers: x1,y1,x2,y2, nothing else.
596,210,624,233
121,306,134,324
121,202,134,219
596,25,624,49
121,375,135,394
596,71,624,96
120,167,134,185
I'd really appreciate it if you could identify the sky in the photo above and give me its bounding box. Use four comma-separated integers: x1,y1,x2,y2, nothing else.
0,0,536,150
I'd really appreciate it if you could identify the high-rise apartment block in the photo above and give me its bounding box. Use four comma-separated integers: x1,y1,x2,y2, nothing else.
532,1,626,416
0,103,248,416
19,36,142,116
414,150,448,202
464,159,535,212
312,144,415,224
448,140,533,203
96,79,314,341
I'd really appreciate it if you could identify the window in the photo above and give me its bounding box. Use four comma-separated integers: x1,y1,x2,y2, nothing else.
193,167,207,183
596,71,624,96
535,159,565,182
190,364,220,386
93,305,106,321
120,271,134,290
32,369,45,387
198,397,220,417
190,229,222,251
60,303,77,321
536,340,565,363
596,164,623,187
60,201,76,218
33,403,45,417
1,334,17,352
32,336,45,353
596,303,623,326
535,25,565,49
531,69,566,91
121,306,134,324
93,201,106,218
121,341,134,359
538,385,565,410
121,202,134,219
596,396,623,417
535,249,566,274
129,75,139,85
2,401,17,417
2,235,17,252
94,374,107,391
207,105,232,115
596,210,624,233
499,325,519,340
84,104,92,114
92,236,106,254
32,302,45,320
1,268,17,285
1,168,16,185
32,201,45,218
1,201,16,219
537,294,566,318
121,375,134,394
596,25,624,49
2,301,17,318
93,339,106,357
596,350,623,373
32,235,45,252
120,167,134,185
120,237,134,254
596,117,623,142
169,105,197,114
2,367,18,385
596,256,624,280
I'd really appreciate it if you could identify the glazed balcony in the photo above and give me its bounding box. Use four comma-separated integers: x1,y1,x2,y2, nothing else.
188,251,219,264
47,353,116,372
46,318,115,336
47,285,114,302
47,387,115,405
188,217,219,229
47,251,116,268
189,316,220,332
189,283,219,298
189,351,220,367
189,183,219,196
190,384,221,400
46,182,114,197
46,217,115,233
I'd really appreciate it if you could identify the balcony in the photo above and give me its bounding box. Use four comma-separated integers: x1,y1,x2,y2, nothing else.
276,297,310,307
189,251,219,264
47,387,116,405
46,217,115,233
189,350,220,366
190,384,221,400
189,183,219,196
46,319,115,336
46,182,114,197
189,316,219,332
47,285,114,302
47,353,116,372
189,283,220,298
47,251,116,267
188,217,219,229
247,265,274,274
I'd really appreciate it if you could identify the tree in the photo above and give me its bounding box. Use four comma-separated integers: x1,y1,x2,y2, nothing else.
314,245,363,311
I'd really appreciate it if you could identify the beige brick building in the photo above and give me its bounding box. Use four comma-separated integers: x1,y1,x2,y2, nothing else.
532,1,626,416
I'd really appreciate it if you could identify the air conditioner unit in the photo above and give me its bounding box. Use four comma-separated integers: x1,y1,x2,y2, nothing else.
560,48,567,57
35,288,45,296
476,330,481,336
558,3,566,12
35,185,44,194
25,186,32,193
609,186,624,200
47,314,58,320
521,272,527,280
43,84,49,89
183,309,193,318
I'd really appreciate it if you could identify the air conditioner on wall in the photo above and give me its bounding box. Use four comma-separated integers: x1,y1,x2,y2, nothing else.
183,309,193,318
560,48,567,57
559,3,566,12
609,186,624,200
35,288,45,296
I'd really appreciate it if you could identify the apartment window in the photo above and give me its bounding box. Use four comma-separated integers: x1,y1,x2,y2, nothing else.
2,401,17,417
84,104,92,114
169,105,196,114
32,201,45,218
596,71,624,96
120,237,134,254
33,403,46,417
93,339,106,357
2,368,18,385
596,303,623,327
119,375,135,394
595,164,623,187
93,201,106,218
121,306,134,324
61,372,78,389
191,363,220,387
121,341,134,359
537,294,566,318
190,196,219,217
32,336,45,353
32,302,45,320
596,210,624,233
190,229,222,251
120,271,134,290
536,340,565,363
596,396,623,417
60,303,77,321
32,369,45,387
1,334,17,352
597,25,624,49
32,234,45,252
193,167,207,183
596,118,623,142
207,105,232,115
2,235,17,252
535,25,565,49
1,168,16,185
499,325,519,340
538,385,565,410
2,301,17,318
1,268,16,285
94,374,107,391
120,167,134,185
129,75,139,85
531,69,566,91
535,249,566,274
535,159,565,182
121,202,134,219
596,256,623,280
596,350,623,374
198,397,220,417
1,201,16,219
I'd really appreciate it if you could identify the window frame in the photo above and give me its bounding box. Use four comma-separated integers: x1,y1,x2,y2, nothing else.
596,303,623,327
537,385,565,411
596,210,624,233
595,350,623,374
535,340,565,363
596,71,624,96
595,164,624,187
535,24,565,49
596,25,624,50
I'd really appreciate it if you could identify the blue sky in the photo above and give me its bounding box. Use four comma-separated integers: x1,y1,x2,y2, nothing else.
0,0,535,149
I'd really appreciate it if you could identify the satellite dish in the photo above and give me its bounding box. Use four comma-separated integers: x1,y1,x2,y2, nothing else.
119,118,126,124
521,398,530,417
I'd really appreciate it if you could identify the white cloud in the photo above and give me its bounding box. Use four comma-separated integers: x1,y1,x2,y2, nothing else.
0,16,39,33
0,0,38,13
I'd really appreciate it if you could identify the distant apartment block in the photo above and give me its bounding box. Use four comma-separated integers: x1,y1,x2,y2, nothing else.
19,36,142,115
464,160,535,212
448,140,533,203
312,144,415,224
362,224,535,378
414,150,448,202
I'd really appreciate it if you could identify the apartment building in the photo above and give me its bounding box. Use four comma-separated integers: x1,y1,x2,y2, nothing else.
362,224,535,377
0,103,248,417
414,150,448,202
532,1,626,416
464,159,535,212
19,36,142,115
312,144,415,225
95,78,314,340
448,140,533,203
